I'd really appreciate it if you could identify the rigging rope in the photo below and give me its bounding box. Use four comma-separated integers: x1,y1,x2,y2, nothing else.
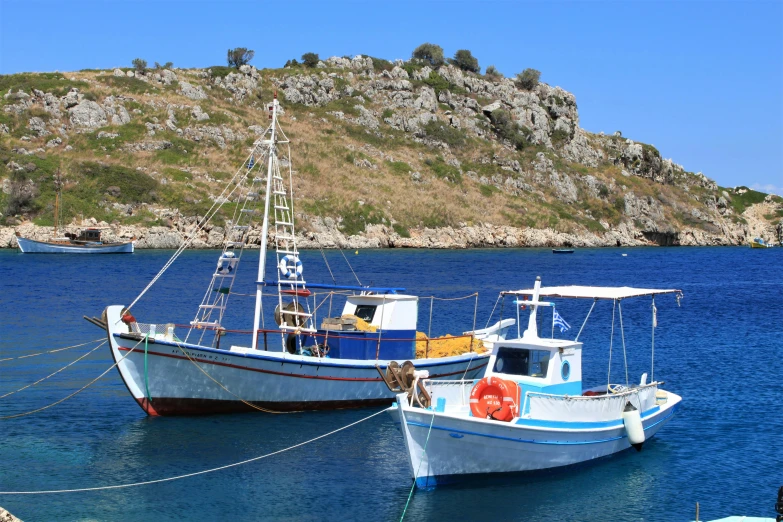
170,339,299,414
126,144,264,313
0,342,105,400
0,338,143,420
0,408,387,495
0,338,104,363
338,247,362,286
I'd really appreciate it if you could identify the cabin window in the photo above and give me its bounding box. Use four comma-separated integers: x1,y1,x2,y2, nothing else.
493,347,550,378
353,305,377,323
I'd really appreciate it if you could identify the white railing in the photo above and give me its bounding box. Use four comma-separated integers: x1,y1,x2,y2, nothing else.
524,383,659,422
424,379,476,410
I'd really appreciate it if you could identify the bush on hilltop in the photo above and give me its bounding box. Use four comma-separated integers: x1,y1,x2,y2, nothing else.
227,48,254,68
302,52,320,68
449,49,480,73
515,68,541,90
131,58,147,74
412,43,445,67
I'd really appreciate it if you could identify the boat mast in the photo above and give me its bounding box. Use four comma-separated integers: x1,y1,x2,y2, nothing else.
53,168,62,237
252,96,279,350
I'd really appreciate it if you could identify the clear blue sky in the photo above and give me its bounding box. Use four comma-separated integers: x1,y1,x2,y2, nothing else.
1,0,781,194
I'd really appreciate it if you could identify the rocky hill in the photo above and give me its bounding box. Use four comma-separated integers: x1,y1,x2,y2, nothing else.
1,56,781,249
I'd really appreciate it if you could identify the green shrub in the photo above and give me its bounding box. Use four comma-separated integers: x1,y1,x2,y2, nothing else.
131,58,147,74
551,129,571,146
412,43,445,67
485,65,502,80
4,170,40,215
723,186,769,214
479,184,498,197
449,49,479,73
385,160,411,175
598,184,610,198
392,223,410,237
209,66,235,78
515,68,541,90
381,108,393,119
284,58,299,68
302,52,320,68
227,48,254,68
97,75,156,94
489,109,526,150
80,162,159,203
340,202,385,236
425,156,462,183
422,119,465,148
0,73,88,98
370,56,394,71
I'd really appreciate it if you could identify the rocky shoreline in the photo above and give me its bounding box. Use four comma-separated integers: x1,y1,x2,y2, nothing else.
0,217,752,250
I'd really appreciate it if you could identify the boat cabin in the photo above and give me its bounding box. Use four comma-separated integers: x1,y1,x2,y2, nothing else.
486,337,583,413
66,228,103,244
314,294,418,360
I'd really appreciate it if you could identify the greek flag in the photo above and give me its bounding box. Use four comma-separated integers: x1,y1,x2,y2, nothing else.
248,155,255,169
553,308,571,333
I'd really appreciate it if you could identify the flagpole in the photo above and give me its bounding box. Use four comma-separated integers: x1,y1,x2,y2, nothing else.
551,306,555,339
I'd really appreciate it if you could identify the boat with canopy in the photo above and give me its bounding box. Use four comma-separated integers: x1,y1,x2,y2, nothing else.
91,96,498,415
386,277,684,488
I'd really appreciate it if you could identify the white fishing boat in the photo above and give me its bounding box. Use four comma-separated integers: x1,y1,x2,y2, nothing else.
388,277,683,488
92,96,496,415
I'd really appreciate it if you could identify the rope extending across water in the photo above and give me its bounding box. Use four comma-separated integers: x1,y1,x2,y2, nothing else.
0,339,141,420
0,338,105,363
0,408,387,495
0,341,106,400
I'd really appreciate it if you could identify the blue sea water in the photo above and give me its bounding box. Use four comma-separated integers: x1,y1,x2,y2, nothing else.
0,246,781,521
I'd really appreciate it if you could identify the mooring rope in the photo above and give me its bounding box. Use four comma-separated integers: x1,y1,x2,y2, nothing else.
400,409,436,521
0,338,104,363
0,342,106,400
0,339,142,420
0,408,387,495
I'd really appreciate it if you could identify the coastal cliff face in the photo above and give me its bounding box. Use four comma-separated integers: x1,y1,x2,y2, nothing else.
1,57,781,248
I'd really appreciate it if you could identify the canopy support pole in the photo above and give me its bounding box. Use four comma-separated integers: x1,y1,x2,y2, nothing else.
651,296,656,382
575,298,597,342
619,300,629,386
607,299,616,389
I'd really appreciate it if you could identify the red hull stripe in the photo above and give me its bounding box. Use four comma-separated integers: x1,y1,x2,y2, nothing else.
135,396,393,416
117,347,487,382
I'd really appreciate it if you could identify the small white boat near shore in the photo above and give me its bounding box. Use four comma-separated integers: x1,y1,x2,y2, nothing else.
388,278,684,488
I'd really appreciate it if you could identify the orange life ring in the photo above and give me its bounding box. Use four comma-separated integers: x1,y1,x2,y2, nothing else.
469,376,520,421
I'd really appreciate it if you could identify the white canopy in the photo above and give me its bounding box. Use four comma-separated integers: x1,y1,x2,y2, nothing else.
503,286,682,300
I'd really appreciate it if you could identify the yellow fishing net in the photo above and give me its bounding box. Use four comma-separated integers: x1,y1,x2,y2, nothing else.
415,332,486,358
341,314,377,332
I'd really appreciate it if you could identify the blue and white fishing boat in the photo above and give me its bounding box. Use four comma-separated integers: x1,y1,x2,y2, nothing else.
95,96,496,415
388,278,683,488
16,230,134,254
16,169,134,254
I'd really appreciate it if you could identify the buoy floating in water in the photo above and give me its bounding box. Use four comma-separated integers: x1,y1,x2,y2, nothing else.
355,250,358,255
622,401,645,451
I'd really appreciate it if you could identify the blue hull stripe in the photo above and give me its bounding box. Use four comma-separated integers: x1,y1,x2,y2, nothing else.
405,405,678,446
515,405,661,429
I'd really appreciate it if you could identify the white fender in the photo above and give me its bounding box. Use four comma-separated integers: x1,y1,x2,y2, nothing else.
622,401,645,451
